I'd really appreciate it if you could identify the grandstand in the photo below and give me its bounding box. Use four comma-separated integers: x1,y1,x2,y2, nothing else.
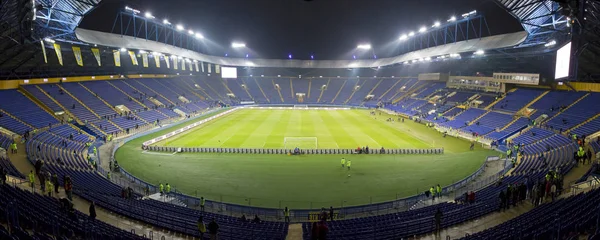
1,0,600,239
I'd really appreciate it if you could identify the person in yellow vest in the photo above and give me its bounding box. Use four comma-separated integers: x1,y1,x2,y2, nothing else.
45,179,53,197
107,172,111,180
283,207,290,223
93,146,97,155
436,184,442,198
430,186,436,200
200,197,206,211
341,158,346,168
166,183,171,196
347,159,352,171
159,183,164,195
197,216,206,239
11,142,17,154
28,170,35,188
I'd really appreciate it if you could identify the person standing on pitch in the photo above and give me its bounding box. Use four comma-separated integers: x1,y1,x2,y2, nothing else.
347,159,351,171
341,158,346,168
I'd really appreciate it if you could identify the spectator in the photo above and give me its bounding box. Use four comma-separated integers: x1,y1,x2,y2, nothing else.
64,176,73,201
318,220,329,240
253,214,261,223
434,208,443,235
329,206,334,221
197,216,206,239
207,218,219,240
52,173,59,194
311,222,319,240
89,201,97,220
550,183,557,202
284,207,290,223
499,190,506,211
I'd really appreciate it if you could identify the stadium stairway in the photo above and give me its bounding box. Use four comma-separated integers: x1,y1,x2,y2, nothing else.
17,87,59,121
567,112,600,133
498,116,521,131
32,85,84,124
468,110,491,125
317,79,330,103
543,92,590,124
105,81,149,109
516,90,549,114
77,82,124,115
391,80,424,104
56,84,102,119
484,91,510,110
133,79,178,106
378,79,402,102
330,79,347,104
273,79,286,103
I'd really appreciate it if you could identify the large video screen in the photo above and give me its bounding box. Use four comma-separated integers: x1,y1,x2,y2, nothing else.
555,42,571,80
221,67,238,79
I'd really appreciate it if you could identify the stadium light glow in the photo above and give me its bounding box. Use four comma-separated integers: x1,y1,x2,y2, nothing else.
399,34,408,41
450,53,461,58
232,42,246,48
356,44,371,50
447,16,457,22
403,61,409,64
288,54,292,59
188,30,194,35
144,12,155,19
353,55,356,59
163,19,171,25
311,55,314,59
424,57,431,61
408,31,415,37
474,50,485,55
139,50,147,54
432,21,441,28
195,33,204,39
43,38,55,43
261,75,264,77
544,40,557,47
125,6,140,14
418,26,427,33
462,10,477,18
176,24,184,31
120,48,126,52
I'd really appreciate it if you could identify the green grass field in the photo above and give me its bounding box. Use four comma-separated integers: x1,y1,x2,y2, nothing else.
116,108,496,209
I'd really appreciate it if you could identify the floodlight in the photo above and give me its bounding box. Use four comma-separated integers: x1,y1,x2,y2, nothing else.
163,19,171,25
424,57,431,61
399,34,408,41
357,44,371,50
403,61,409,64
188,30,194,35
176,24,184,31
447,16,456,22
261,75,264,77
474,50,485,55
43,38,55,43
450,53,461,58
195,33,204,39
418,26,427,33
544,40,557,47
152,52,162,56
125,6,140,14
144,12,155,19
246,54,249,58
432,21,441,28
288,54,292,59
232,42,246,48
408,32,415,36
120,48,126,52
277,75,281,77
310,55,314,59
139,50,147,54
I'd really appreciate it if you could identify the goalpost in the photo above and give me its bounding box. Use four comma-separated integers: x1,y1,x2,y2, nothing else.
293,105,309,109
283,137,318,149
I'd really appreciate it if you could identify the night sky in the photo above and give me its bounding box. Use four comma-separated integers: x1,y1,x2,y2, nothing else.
80,0,523,60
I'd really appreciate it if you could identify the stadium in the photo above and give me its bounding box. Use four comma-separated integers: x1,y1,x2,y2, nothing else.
0,0,599,239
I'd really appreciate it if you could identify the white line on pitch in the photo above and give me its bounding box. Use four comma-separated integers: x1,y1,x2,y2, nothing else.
142,150,177,156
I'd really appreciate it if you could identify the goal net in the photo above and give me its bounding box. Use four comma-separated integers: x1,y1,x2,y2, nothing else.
283,137,318,149
293,105,309,109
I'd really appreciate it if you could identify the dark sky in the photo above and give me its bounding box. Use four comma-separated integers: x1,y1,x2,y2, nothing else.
80,0,522,60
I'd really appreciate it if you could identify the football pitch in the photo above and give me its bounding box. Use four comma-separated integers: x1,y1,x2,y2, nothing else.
116,108,496,209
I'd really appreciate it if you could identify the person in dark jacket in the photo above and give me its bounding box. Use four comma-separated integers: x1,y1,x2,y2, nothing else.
434,208,443,235
89,201,97,220
208,218,219,240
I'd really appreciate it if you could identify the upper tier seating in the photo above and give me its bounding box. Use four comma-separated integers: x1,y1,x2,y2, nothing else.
0,90,58,131
61,83,116,118
529,91,586,119
84,81,145,111
463,112,513,135
491,89,545,112
546,93,600,131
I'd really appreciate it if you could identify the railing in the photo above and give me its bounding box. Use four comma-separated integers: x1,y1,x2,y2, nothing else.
107,107,505,222
147,145,444,155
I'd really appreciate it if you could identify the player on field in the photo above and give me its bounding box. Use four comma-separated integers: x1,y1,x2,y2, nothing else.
347,159,352,170
341,158,346,168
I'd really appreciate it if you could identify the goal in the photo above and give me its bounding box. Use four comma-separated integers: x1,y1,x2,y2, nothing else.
293,105,309,109
283,137,318,149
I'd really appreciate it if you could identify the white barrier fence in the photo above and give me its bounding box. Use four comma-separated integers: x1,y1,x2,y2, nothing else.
145,146,444,155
